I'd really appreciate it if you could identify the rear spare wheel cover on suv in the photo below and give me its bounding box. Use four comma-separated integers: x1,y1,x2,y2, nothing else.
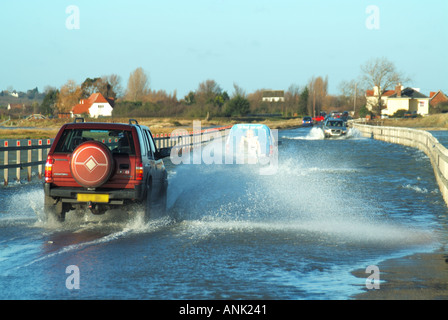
70,141,114,188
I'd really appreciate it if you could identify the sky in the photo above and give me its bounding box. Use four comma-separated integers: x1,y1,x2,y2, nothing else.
1,0,447,98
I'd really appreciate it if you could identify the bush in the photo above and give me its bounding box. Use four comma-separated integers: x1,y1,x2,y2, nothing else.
224,96,250,117
358,105,370,118
392,109,408,118
434,102,448,113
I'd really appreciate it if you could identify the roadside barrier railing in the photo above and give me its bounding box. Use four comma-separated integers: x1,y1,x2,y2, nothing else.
352,122,448,207
0,139,53,186
0,125,231,186
153,125,232,150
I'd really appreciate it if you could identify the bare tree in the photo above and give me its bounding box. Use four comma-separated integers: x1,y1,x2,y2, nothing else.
338,79,365,114
196,79,222,105
57,79,82,113
285,84,301,116
81,77,102,98
125,67,150,102
144,89,178,105
232,82,246,98
102,74,123,98
247,89,266,113
360,57,409,115
308,76,328,116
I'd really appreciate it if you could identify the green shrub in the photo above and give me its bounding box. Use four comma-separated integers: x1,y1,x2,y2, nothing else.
392,109,408,118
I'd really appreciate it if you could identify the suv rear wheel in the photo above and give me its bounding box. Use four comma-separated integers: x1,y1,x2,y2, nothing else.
44,195,69,222
143,180,167,221
152,183,167,217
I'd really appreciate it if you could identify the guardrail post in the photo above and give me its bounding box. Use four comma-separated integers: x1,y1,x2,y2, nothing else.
38,140,43,179
27,140,32,181
16,141,21,182
3,141,8,186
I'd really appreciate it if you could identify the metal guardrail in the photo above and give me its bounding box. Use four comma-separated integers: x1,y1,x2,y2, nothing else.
0,139,53,185
0,117,11,126
153,125,231,150
0,126,231,186
352,122,448,207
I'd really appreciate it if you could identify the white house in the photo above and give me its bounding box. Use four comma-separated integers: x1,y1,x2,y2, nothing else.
366,85,430,116
262,90,285,102
71,93,114,118
365,86,395,111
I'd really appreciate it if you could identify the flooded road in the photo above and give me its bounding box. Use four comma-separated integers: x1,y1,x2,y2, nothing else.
1,126,447,300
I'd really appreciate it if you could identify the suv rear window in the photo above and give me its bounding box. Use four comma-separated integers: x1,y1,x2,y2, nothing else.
54,128,136,155
326,121,344,127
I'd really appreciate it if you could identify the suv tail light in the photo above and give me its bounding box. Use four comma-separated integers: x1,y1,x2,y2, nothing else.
45,156,54,183
136,161,144,180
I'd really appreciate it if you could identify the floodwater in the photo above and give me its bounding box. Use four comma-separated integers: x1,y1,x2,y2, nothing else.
0,126,447,300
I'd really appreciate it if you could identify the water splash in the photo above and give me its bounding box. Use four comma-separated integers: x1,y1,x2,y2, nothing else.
168,154,434,248
282,127,364,141
282,127,324,140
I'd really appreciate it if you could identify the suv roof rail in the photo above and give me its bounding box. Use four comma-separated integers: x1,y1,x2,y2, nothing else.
129,119,139,125
73,117,85,123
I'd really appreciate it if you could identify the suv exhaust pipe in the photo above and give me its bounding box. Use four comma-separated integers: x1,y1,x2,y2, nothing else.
87,201,106,215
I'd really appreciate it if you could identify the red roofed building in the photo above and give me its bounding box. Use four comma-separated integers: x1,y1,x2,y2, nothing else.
71,93,114,118
366,85,430,116
429,90,448,107
365,86,396,112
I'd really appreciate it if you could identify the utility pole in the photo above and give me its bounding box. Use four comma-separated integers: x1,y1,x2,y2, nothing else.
354,83,357,115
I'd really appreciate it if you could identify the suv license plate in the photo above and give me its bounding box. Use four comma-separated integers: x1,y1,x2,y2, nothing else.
77,194,109,203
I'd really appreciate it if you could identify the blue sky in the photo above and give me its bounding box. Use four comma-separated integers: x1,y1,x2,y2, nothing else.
1,0,447,97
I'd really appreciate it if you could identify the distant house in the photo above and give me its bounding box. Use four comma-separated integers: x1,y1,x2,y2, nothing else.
71,93,114,118
57,113,71,119
262,90,285,102
365,86,396,111
384,86,430,116
7,103,24,111
366,85,430,116
429,90,448,107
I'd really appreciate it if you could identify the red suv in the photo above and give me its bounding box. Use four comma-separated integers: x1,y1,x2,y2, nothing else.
44,118,169,222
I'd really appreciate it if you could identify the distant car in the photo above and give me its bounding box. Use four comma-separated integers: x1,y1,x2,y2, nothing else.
329,111,342,118
404,111,418,118
313,115,325,123
340,111,352,126
302,116,313,127
225,124,279,164
322,118,348,138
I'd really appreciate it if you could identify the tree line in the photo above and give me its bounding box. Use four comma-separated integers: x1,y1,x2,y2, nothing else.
37,67,365,119
10,57,439,119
